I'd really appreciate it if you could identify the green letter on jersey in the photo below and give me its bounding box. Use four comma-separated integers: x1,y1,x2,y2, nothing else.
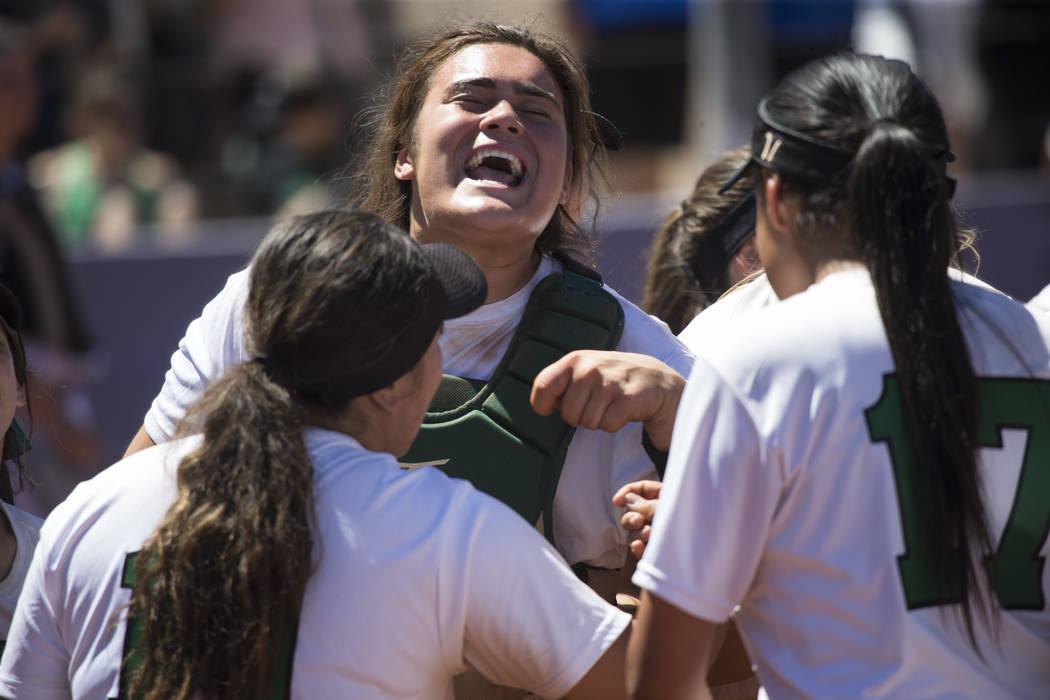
113,551,296,699
866,375,1050,611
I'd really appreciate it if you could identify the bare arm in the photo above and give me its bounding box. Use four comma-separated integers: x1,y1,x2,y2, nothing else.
564,623,631,700
615,484,758,698
123,424,156,458
628,591,717,700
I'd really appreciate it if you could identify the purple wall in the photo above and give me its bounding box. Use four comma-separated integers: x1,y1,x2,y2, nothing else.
70,178,1050,474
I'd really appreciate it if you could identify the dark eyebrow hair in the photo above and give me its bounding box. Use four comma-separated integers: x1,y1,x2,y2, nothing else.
445,77,561,107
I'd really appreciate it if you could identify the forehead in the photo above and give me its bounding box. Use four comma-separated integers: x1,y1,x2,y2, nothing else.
430,43,564,104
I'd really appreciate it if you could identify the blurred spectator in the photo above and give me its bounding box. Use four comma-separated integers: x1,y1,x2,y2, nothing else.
0,18,103,516
213,70,350,218
852,0,985,169
17,0,116,155
973,0,1050,170
28,66,198,252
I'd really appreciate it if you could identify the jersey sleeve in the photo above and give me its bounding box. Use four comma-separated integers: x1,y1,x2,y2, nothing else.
633,354,783,623
143,269,251,442
0,520,72,699
438,487,630,698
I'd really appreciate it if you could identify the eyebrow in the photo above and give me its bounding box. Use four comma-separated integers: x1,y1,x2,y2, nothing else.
445,78,562,107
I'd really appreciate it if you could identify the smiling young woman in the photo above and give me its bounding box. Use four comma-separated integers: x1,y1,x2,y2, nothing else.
126,21,692,579
116,23,698,699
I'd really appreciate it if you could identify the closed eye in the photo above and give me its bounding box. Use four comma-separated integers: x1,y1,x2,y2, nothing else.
521,106,552,119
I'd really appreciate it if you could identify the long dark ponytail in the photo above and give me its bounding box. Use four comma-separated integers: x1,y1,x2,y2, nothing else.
764,54,991,647
128,210,433,698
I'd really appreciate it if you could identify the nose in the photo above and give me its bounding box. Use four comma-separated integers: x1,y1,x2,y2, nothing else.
479,100,522,135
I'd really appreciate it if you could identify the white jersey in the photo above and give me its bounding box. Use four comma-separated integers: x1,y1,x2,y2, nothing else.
677,272,779,353
143,255,693,568
635,269,1050,699
677,268,1003,354
0,429,630,699
0,501,42,652
1030,282,1050,314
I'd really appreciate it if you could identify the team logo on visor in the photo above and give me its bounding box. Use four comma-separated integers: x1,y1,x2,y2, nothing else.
760,132,783,163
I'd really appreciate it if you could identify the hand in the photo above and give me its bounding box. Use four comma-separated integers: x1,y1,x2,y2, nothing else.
613,480,661,558
530,351,685,450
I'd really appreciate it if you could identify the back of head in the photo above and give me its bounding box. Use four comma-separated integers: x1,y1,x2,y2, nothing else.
244,209,433,408
758,53,991,649
130,210,434,699
643,146,753,333
353,21,604,262
758,53,959,266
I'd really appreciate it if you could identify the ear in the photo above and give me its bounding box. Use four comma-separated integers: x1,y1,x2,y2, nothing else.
733,237,762,277
366,370,418,414
559,158,574,205
761,170,792,237
366,384,400,413
14,384,25,409
394,145,415,182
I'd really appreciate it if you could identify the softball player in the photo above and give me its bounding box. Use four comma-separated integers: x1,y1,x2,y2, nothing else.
0,211,630,699
629,53,1050,699
123,22,692,584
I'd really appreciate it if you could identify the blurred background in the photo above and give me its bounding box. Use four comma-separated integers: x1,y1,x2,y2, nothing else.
2,0,1048,515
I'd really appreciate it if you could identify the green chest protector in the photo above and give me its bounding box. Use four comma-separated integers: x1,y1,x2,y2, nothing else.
399,268,624,541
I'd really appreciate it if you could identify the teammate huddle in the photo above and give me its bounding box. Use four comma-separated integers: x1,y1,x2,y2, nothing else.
0,20,1047,700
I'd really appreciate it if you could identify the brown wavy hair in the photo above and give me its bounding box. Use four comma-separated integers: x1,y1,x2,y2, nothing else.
642,146,753,334
351,22,605,263
127,210,435,699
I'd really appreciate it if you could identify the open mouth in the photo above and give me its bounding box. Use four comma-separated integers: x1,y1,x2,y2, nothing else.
465,148,525,187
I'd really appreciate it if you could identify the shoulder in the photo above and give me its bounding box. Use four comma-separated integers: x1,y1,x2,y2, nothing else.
953,279,1050,375
678,273,779,353
700,271,888,406
39,438,193,555
0,502,42,546
1028,282,1050,314
205,267,252,320
306,428,491,534
602,283,695,374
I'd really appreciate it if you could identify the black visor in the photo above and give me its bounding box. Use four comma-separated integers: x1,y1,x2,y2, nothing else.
316,243,486,400
719,97,854,194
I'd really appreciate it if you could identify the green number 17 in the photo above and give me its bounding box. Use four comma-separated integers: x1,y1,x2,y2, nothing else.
865,375,1050,611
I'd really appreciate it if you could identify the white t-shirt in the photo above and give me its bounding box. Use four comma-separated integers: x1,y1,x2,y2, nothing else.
677,269,1003,353
143,255,694,568
677,273,779,353
1029,282,1050,314
0,501,42,652
635,269,1050,699
0,429,630,699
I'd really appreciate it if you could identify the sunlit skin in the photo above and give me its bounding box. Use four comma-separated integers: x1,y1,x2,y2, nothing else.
123,43,687,501
394,43,572,303
318,332,444,458
758,170,863,300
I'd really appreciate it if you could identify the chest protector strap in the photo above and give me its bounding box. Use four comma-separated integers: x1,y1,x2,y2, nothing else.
399,270,625,542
